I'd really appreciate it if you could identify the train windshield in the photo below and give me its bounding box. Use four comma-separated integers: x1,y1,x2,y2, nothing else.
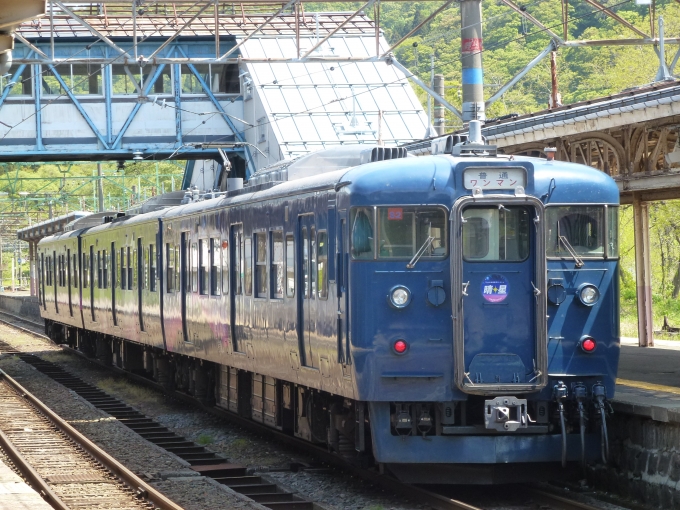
546,206,608,258
351,207,447,259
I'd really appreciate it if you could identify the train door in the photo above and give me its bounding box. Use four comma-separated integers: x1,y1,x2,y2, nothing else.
337,212,350,365
138,238,144,332
67,249,73,316
297,215,317,368
181,232,189,343
452,195,547,394
230,224,245,353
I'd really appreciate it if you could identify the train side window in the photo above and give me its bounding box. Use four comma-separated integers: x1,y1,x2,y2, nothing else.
244,237,252,296
546,206,604,258
317,231,328,299
199,239,209,295
120,248,126,289
103,250,108,289
142,245,148,290
191,242,198,293
149,244,157,292
82,253,88,288
221,239,229,294
166,243,175,293
271,231,283,299
210,238,221,296
607,206,619,258
286,234,294,298
255,232,267,298
351,207,374,259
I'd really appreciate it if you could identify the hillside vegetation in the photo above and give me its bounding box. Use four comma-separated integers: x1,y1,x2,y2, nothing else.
314,0,679,130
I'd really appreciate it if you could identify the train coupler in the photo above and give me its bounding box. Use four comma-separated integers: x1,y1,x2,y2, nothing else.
483,396,528,431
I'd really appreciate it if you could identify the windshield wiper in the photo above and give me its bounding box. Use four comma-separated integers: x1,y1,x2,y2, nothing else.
558,235,584,268
407,236,434,269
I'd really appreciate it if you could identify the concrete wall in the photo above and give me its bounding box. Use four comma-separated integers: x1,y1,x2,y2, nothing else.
0,294,42,322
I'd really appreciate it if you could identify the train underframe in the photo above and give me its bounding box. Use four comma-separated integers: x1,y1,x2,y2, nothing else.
45,319,609,484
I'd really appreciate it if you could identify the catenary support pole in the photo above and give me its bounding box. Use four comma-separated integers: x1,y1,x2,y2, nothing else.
460,0,485,122
434,74,445,135
633,193,654,347
97,163,104,213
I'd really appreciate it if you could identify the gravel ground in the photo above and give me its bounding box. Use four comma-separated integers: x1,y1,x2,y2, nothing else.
0,321,626,510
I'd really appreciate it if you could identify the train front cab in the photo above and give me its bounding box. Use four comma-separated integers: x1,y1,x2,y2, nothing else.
359,159,619,483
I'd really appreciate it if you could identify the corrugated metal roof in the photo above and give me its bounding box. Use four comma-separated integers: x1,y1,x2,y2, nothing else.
17,12,377,39
242,35,429,158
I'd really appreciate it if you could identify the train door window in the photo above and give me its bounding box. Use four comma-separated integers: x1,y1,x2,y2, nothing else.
302,228,309,298
271,231,283,299
73,253,78,288
310,227,317,299
255,232,267,298
89,246,95,290
463,207,530,261
82,253,88,288
149,244,157,292
317,231,328,300
141,243,148,290
103,250,108,289
127,247,133,290
166,243,175,293
244,237,252,296
110,243,116,289
351,207,375,259
210,238,221,296
286,234,294,298
199,239,209,295
191,242,198,293
120,248,127,289
221,239,229,294
97,251,102,289
132,247,138,290
232,230,242,296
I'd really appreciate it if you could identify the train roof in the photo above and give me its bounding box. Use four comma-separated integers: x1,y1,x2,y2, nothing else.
38,153,619,248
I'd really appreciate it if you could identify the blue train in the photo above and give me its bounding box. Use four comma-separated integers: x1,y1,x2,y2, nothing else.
38,132,620,483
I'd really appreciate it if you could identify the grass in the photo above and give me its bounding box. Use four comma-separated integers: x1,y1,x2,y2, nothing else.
196,433,214,445
96,377,159,406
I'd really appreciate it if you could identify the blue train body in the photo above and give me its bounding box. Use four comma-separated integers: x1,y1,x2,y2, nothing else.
38,146,620,483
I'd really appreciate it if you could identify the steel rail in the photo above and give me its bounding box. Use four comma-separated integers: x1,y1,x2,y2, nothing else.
0,420,69,510
0,368,184,510
0,317,609,510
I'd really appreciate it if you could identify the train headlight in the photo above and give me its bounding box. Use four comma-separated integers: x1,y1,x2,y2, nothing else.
388,286,411,308
577,283,600,306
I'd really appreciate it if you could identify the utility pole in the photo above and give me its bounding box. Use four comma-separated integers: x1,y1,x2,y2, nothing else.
97,162,104,212
427,55,435,137
460,0,485,122
550,51,561,108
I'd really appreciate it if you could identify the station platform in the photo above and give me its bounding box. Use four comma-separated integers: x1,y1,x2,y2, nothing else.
0,456,53,510
613,337,680,423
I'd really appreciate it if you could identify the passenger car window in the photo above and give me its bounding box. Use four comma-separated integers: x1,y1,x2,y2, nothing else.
351,207,374,259
286,234,294,297
317,231,328,299
546,206,605,257
271,231,284,299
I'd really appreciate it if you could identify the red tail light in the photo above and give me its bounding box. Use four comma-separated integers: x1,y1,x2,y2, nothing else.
581,337,596,353
393,340,408,354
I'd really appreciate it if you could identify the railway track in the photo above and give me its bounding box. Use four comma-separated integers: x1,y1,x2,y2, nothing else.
0,312,622,510
0,367,182,510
